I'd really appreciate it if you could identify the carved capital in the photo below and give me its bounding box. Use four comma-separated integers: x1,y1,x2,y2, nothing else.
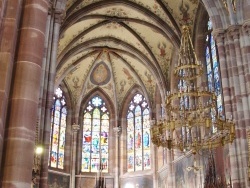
54,9,66,24
212,29,226,45
113,126,122,136
72,123,80,133
227,25,241,40
242,20,250,35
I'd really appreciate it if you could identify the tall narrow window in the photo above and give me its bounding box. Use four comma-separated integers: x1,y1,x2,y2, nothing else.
49,87,67,169
82,95,109,173
205,19,223,114
127,93,151,172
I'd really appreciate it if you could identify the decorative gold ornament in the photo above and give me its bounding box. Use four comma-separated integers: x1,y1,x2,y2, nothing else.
150,26,235,155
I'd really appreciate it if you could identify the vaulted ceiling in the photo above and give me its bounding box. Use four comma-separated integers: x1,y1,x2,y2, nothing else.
55,0,200,109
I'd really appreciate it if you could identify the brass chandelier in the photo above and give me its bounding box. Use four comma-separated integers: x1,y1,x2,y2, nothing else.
151,26,235,155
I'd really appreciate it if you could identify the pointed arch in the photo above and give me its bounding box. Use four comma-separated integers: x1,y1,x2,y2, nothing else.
80,88,115,117
120,85,151,172
120,84,151,119
79,88,115,173
49,87,67,169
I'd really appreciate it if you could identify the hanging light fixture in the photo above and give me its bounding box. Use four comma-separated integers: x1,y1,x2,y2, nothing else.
150,26,235,155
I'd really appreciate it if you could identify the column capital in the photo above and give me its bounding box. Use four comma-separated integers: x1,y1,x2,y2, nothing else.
212,29,226,44
227,25,241,40
48,2,66,24
242,19,250,35
72,123,80,132
54,9,66,24
113,126,122,136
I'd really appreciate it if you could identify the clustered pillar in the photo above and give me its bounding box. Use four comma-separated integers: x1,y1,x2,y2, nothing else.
213,22,250,187
1,0,49,187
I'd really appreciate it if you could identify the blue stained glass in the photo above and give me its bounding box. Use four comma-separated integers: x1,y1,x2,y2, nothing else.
127,93,151,172
205,19,223,114
92,96,102,107
143,131,150,147
82,95,109,172
208,19,212,30
50,87,66,169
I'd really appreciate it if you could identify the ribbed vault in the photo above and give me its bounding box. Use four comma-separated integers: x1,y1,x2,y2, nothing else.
55,0,201,110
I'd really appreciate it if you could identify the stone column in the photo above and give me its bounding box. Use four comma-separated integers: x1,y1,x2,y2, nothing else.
113,126,122,188
71,124,80,188
167,150,174,188
227,26,249,187
39,7,65,187
1,1,49,187
242,21,250,108
221,29,241,187
213,29,232,184
0,0,22,170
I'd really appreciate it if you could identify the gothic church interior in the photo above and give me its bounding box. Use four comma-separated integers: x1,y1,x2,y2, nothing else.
0,0,250,187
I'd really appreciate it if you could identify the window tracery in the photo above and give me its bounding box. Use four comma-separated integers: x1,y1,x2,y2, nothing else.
127,93,151,172
49,87,67,169
82,95,109,173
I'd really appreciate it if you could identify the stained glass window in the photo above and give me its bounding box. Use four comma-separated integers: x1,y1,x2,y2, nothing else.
127,93,150,172
49,87,67,169
205,19,223,114
82,95,109,173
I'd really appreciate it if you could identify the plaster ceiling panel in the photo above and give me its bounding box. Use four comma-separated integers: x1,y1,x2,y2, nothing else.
116,52,156,103
58,19,104,55
127,22,173,69
109,53,143,106
69,0,104,14
56,49,96,82
162,0,199,30
58,0,200,108
83,54,116,105
126,0,178,35
69,23,149,56
84,5,159,27
68,1,178,35
61,54,98,104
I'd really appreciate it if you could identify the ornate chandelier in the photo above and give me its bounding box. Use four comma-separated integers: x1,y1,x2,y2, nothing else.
151,26,235,155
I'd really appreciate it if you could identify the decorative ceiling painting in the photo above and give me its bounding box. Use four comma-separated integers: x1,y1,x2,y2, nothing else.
56,0,201,109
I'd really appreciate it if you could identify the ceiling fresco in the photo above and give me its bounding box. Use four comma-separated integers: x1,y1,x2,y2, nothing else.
56,0,200,109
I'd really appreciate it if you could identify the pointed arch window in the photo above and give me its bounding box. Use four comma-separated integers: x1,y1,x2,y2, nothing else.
127,93,151,172
82,95,109,173
205,19,223,114
49,87,67,169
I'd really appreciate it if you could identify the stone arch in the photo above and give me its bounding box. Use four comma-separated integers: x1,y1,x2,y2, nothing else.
202,0,230,29
119,84,152,174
